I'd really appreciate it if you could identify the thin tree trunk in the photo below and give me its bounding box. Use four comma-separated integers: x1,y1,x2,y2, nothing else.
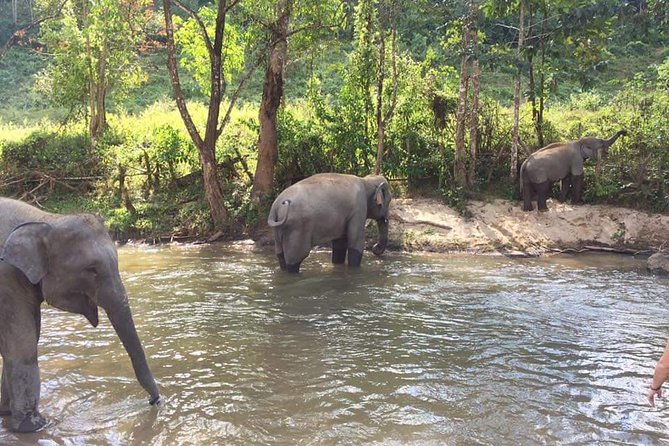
90,40,108,143
12,0,18,24
374,30,386,175
536,3,547,148
162,0,229,228
454,23,470,187
468,1,480,188
511,0,525,182
252,0,292,203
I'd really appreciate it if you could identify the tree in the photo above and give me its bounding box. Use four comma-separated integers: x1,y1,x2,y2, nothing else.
39,0,148,142
453,0,480,189
162,0,261,228
510,0,525,182
344,0,398,176
251,0,343,204
251,0,293,204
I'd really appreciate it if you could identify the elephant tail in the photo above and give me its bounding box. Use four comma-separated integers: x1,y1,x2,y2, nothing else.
519,160,527,194
268,200,291,227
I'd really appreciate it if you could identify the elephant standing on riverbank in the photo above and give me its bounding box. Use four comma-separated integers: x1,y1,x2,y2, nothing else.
0,198,160,433
268,173,392,273
520,130,627,211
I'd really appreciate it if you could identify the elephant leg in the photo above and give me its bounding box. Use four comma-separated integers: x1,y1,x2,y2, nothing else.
571,174,584,204
536,181,551,212
0,367,10,416
522,181,534,211
559,176,571,202
277,253,287,270
0,301,46,432
282,230,310,274
273,229,287,270
346,218,366,268
4,358,45,432
347,249,363,267
332,238,347,264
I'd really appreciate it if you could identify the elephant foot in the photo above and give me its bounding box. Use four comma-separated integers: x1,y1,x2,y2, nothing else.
0,406,10,416
347,249,363,267
538,207,549,213
332,249,347,264
522,204,534,211
12,410,47,433
285,263,301,274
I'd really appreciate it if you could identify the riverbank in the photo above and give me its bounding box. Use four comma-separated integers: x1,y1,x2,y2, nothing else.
386,197,669,256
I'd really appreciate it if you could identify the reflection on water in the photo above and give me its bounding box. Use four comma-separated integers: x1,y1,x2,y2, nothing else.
1,246,669,445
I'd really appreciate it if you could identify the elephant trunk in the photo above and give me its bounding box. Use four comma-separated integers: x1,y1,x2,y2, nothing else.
605,129,627,147
371,218,388,256
102,290,160,405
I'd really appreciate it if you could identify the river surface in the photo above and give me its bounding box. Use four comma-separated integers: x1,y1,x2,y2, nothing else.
1,245,669,445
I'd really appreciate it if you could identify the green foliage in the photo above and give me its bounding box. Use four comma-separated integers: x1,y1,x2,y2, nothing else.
173,6,245,96
37,0,149,114
0,123,93,177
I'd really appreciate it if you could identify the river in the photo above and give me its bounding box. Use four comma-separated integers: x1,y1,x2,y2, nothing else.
1,245,668,445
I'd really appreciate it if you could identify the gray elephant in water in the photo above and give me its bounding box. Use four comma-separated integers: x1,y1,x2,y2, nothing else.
520,130,626,211
268,173,392,273
0,198,160,433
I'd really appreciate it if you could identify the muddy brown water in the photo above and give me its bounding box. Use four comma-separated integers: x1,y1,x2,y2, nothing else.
1,245,669,445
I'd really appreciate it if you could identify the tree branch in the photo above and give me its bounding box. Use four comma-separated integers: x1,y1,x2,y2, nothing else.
173,0,214,60
216,48,266,138
162,0,204,148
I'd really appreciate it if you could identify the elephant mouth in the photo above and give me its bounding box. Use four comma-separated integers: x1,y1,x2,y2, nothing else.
84,298,100,328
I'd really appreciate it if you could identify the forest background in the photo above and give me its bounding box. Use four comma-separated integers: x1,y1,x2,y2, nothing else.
0,0,667,241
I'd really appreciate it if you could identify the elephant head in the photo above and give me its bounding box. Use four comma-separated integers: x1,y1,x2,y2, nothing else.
576,129,627,159
364,175,392,256
0,215,160,405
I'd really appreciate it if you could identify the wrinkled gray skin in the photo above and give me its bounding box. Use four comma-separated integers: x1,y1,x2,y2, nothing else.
268,173,392,273
520,130,626,211
0,198,160,433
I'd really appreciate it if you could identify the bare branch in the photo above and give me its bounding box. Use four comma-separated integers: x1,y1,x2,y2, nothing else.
216,48,267,138
383,26,398,126
173,0,214,60
162,0,204,148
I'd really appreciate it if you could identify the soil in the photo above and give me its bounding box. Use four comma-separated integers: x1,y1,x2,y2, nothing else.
386,197,669,256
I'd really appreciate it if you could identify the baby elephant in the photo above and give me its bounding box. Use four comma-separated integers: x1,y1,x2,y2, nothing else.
520,130,626,211
268,173,392,273
0,198,160,433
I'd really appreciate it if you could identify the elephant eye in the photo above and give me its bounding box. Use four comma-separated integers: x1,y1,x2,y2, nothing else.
85,265,98,276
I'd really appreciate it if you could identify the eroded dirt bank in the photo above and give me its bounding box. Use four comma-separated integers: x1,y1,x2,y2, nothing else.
387,197,669,256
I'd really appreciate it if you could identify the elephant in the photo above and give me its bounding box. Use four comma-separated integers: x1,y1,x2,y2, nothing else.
520,130,627,211
267,173,392,273
0,198,160,433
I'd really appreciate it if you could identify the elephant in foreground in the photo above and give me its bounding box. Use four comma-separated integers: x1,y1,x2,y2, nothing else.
520,130,626,211
0,198,160,433
268,173,392,273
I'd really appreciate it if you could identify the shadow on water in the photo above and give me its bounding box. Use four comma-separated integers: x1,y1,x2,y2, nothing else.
1,246,669,445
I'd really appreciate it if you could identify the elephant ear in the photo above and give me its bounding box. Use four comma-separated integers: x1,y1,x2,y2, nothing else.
375,181,391,214
0,222,52,285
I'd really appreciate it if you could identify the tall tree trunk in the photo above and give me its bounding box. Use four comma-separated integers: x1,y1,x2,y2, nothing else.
468,0,480,188
510,0,525,182
162,0,229,228
252,0,292,203
536,2,547,148
374,30,386,175
454,23,470,188
90,40,108,143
